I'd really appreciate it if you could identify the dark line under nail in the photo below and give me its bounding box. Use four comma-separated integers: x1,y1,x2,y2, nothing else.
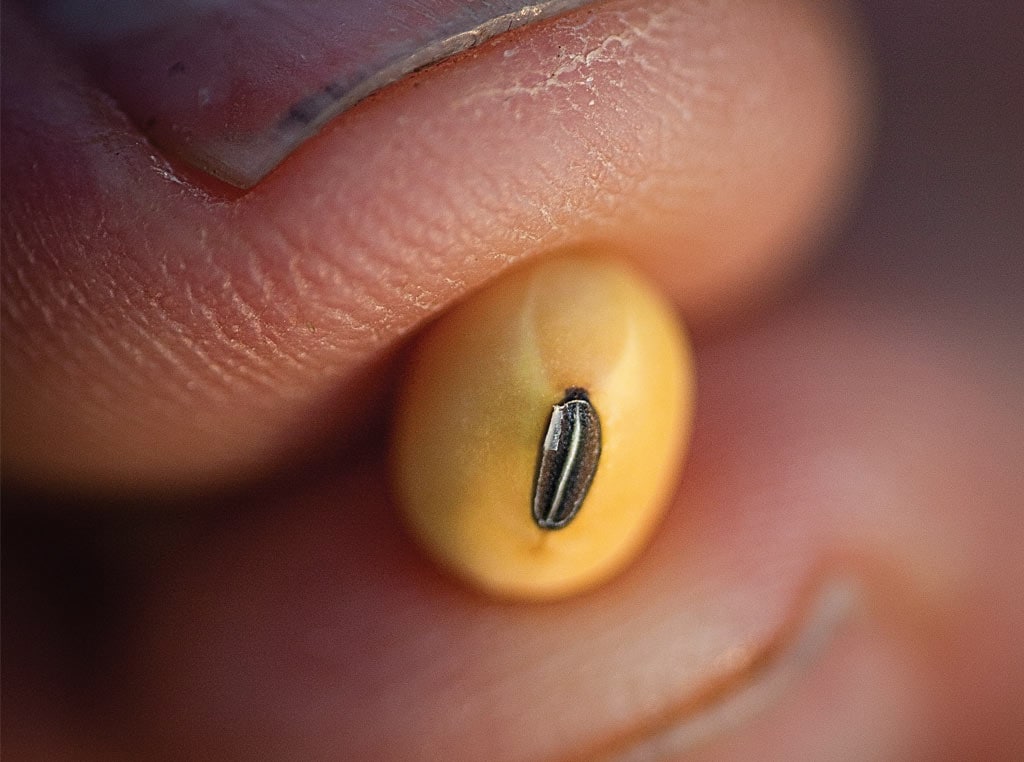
274,1,598,141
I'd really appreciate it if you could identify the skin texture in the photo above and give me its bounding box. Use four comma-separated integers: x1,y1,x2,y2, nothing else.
3,0,1023,760
392,255,693,598
2,0,860,491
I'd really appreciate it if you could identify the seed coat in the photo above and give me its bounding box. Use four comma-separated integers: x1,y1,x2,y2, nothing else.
532,387,601,529
391,255,693,599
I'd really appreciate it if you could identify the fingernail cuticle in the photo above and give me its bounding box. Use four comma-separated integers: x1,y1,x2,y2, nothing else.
38,0,600,188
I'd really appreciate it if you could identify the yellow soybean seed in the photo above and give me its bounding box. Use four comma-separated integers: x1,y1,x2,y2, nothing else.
391,255,695,599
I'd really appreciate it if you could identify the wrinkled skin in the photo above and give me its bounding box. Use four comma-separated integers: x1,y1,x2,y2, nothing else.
2,0,1022,759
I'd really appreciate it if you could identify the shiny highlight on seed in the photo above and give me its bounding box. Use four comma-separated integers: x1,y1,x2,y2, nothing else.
533,387,601,530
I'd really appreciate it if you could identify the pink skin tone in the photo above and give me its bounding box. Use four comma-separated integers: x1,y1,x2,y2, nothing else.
3,0,859,489
3,0,1023,760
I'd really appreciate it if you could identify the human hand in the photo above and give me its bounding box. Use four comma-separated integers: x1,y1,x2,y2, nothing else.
3,0,1022,759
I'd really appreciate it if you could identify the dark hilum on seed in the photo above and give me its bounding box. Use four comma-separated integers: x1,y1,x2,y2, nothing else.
532,387,602,530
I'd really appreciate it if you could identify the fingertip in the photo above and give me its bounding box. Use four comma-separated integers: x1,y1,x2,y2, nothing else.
2,0,872,491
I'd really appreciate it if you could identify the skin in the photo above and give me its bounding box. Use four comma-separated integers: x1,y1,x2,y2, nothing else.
2,0,1022,760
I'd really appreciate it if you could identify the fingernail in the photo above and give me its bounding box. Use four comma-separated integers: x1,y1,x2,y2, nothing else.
37,0,598,188
605,578,862,760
